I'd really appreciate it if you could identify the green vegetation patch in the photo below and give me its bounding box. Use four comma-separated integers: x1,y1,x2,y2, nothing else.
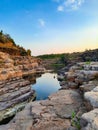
71,111,81,130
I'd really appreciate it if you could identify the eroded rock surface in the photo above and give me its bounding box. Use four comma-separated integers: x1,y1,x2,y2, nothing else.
0,78,36,123
59,62,98,90
84,87,98,109
80,109,98,130
1,57,98,130
0,51,44,123
0,90,84,130
59,62,98,130
0,51,44,81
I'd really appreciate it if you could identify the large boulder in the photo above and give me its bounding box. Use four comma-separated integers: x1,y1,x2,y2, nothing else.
84,87,98,108
80,109,98,130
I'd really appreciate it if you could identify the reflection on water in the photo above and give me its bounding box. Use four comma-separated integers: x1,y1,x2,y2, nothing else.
23,73,42,84
31,73,60,100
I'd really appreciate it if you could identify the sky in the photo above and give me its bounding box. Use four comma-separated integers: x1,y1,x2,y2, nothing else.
0,0,98,56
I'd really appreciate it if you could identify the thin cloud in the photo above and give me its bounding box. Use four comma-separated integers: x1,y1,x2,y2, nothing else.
54,0,84,11
57,5,64,12
38,19,45,27
64,0,84,10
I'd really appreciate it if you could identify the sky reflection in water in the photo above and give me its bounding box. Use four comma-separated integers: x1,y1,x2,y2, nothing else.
31,73,60,100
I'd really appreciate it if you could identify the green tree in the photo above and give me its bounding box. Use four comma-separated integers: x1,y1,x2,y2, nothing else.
27,49,31,56
0,30,3,35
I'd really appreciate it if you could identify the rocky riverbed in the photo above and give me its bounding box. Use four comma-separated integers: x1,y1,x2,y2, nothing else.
0,89,85,130
0,52,98,130
58,62,98,130
0,51,45,125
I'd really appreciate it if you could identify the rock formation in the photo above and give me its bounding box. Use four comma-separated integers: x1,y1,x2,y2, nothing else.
59,62,98,130
0,51,45,124
0,53,98,130
0,90,84,130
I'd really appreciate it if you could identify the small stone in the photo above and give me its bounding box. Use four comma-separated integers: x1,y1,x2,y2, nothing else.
67,126,78,130
61,114,71,119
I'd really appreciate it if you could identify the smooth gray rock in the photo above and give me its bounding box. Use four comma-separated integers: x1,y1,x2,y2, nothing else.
67,126,78,130
80,109,98,130
84,91,98,108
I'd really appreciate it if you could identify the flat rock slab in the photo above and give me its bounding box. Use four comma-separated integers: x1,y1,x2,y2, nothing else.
0,90,83,130
80,80,98,92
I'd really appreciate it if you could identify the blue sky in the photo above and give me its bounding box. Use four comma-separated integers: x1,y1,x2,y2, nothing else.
0,0,98,55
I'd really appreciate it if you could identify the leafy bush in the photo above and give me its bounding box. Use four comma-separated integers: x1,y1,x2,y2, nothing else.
71,111,81,130
85,61,91,65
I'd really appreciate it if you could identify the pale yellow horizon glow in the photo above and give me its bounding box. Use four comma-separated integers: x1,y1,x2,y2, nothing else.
27,26,98,56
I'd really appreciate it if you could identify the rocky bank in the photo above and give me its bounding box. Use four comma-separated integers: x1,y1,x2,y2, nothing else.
0,51,45,124
0,52,98,130
0,89,84,130
58,62,98,130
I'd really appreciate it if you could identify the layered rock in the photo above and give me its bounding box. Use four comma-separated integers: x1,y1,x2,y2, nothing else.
0,51,44,123
58,62,98,129
0,51,44,81
0,58,98,129
0,78,36,123
59,62,98,90
80,80,98,92
0,90,84,130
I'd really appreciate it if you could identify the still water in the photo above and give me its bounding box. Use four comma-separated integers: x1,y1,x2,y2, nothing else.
31,73,60,100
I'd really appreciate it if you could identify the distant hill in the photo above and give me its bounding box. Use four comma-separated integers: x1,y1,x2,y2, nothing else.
0,30,31,56
37,49,98,62
37,49,98,71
